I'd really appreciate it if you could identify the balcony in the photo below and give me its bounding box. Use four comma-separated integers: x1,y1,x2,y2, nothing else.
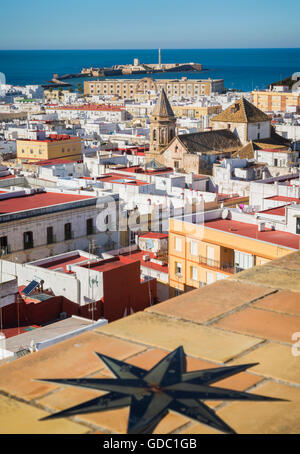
64,231,74,241
86,227,95,236
0,245,11,256
196,255,235,274
47,234,57,245
24,242,34,251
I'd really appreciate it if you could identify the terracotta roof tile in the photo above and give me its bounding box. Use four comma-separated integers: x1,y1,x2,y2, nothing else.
211,98,270,123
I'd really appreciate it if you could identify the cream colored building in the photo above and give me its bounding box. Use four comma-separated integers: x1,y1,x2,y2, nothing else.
252,90,300,112
84,77,225,99
44,89,69,103
172,105,222,119
17,134,82,163
211,97,271,145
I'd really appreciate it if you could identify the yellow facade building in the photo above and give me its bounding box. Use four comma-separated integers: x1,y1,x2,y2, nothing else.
17,134,82,163
169,211,297,293
252,90,300,112
171,105,222,119
84,77,225,99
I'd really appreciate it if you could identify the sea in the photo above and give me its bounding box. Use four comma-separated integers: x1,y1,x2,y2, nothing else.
0,48,299,92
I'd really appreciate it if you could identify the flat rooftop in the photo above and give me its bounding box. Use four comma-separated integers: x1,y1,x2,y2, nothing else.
266,195,300,203
38,253,93,274
204,218,300,250
258,205,286,216
5,316,96,353
52,104,125,112
120,250,168,273
0,191,94,215
139,232,168,239
1,248,300,433
17,134,79,143
95,173,149,186
80,256,140,273
117,165,173,175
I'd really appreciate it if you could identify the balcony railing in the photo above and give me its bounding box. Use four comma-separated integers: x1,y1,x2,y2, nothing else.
0,245,11,255
64,231,74,241
47,234,57,245
24,241,34,250
195,255,235,273
86,227,95,236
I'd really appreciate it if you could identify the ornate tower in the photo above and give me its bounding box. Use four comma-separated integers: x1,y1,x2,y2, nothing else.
148,88,176,163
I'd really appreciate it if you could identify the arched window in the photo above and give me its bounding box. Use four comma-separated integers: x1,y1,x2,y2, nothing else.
153,130,156,141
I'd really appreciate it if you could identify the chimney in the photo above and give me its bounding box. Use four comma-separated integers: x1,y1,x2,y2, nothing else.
232,103,239,113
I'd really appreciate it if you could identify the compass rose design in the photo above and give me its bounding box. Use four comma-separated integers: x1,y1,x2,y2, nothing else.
38,346,285,434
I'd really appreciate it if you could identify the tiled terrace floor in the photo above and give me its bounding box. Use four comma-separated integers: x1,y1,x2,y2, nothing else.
0,250,300,434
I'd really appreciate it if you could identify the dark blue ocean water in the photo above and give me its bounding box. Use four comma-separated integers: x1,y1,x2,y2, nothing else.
0,49,299,92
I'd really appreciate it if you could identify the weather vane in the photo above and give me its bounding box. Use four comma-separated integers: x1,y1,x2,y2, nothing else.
37,346,284,434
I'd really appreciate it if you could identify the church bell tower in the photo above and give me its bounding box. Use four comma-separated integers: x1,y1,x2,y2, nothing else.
147,88,176,163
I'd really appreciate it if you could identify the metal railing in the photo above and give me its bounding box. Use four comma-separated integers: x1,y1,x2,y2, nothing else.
47,234,56,245
0,245,11,255
195,255,235,273
24,241,34,250
64,230,74,241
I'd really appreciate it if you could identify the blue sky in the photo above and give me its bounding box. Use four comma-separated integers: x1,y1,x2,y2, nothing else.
0,0,299,49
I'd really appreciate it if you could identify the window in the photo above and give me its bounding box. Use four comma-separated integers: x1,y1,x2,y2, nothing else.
190,240,197,256
234,250,254,273
47,226,54,244
86,218,93,235
0,236,8,254
296,217,300,234
23,231,33,250
206,246,215,267
175,262,182,276
175,237,182,252
191,266,197,281
64,223,72,240
129,230,136,245
206,272,214,285
174,161,179,170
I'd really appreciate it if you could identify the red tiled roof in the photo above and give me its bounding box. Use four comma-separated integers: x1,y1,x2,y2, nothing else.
40,254,91,273
266,196,300,203
259,148,290,153
0,192,94,214
2,326,40,339
32,158,80,166
139,232,169,239
120,250,168,273
204,218,300,250
51,104,125,112
0,174,15,180
259,206,287,216
18,134,79,143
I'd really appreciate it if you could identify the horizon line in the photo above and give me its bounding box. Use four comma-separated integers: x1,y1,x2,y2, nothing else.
1,47,300,51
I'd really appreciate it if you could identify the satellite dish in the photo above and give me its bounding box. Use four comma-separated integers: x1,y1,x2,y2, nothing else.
222,209,230,220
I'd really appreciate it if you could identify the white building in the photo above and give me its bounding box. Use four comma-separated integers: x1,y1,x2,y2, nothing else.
211,97,271,145
0,187,120,263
